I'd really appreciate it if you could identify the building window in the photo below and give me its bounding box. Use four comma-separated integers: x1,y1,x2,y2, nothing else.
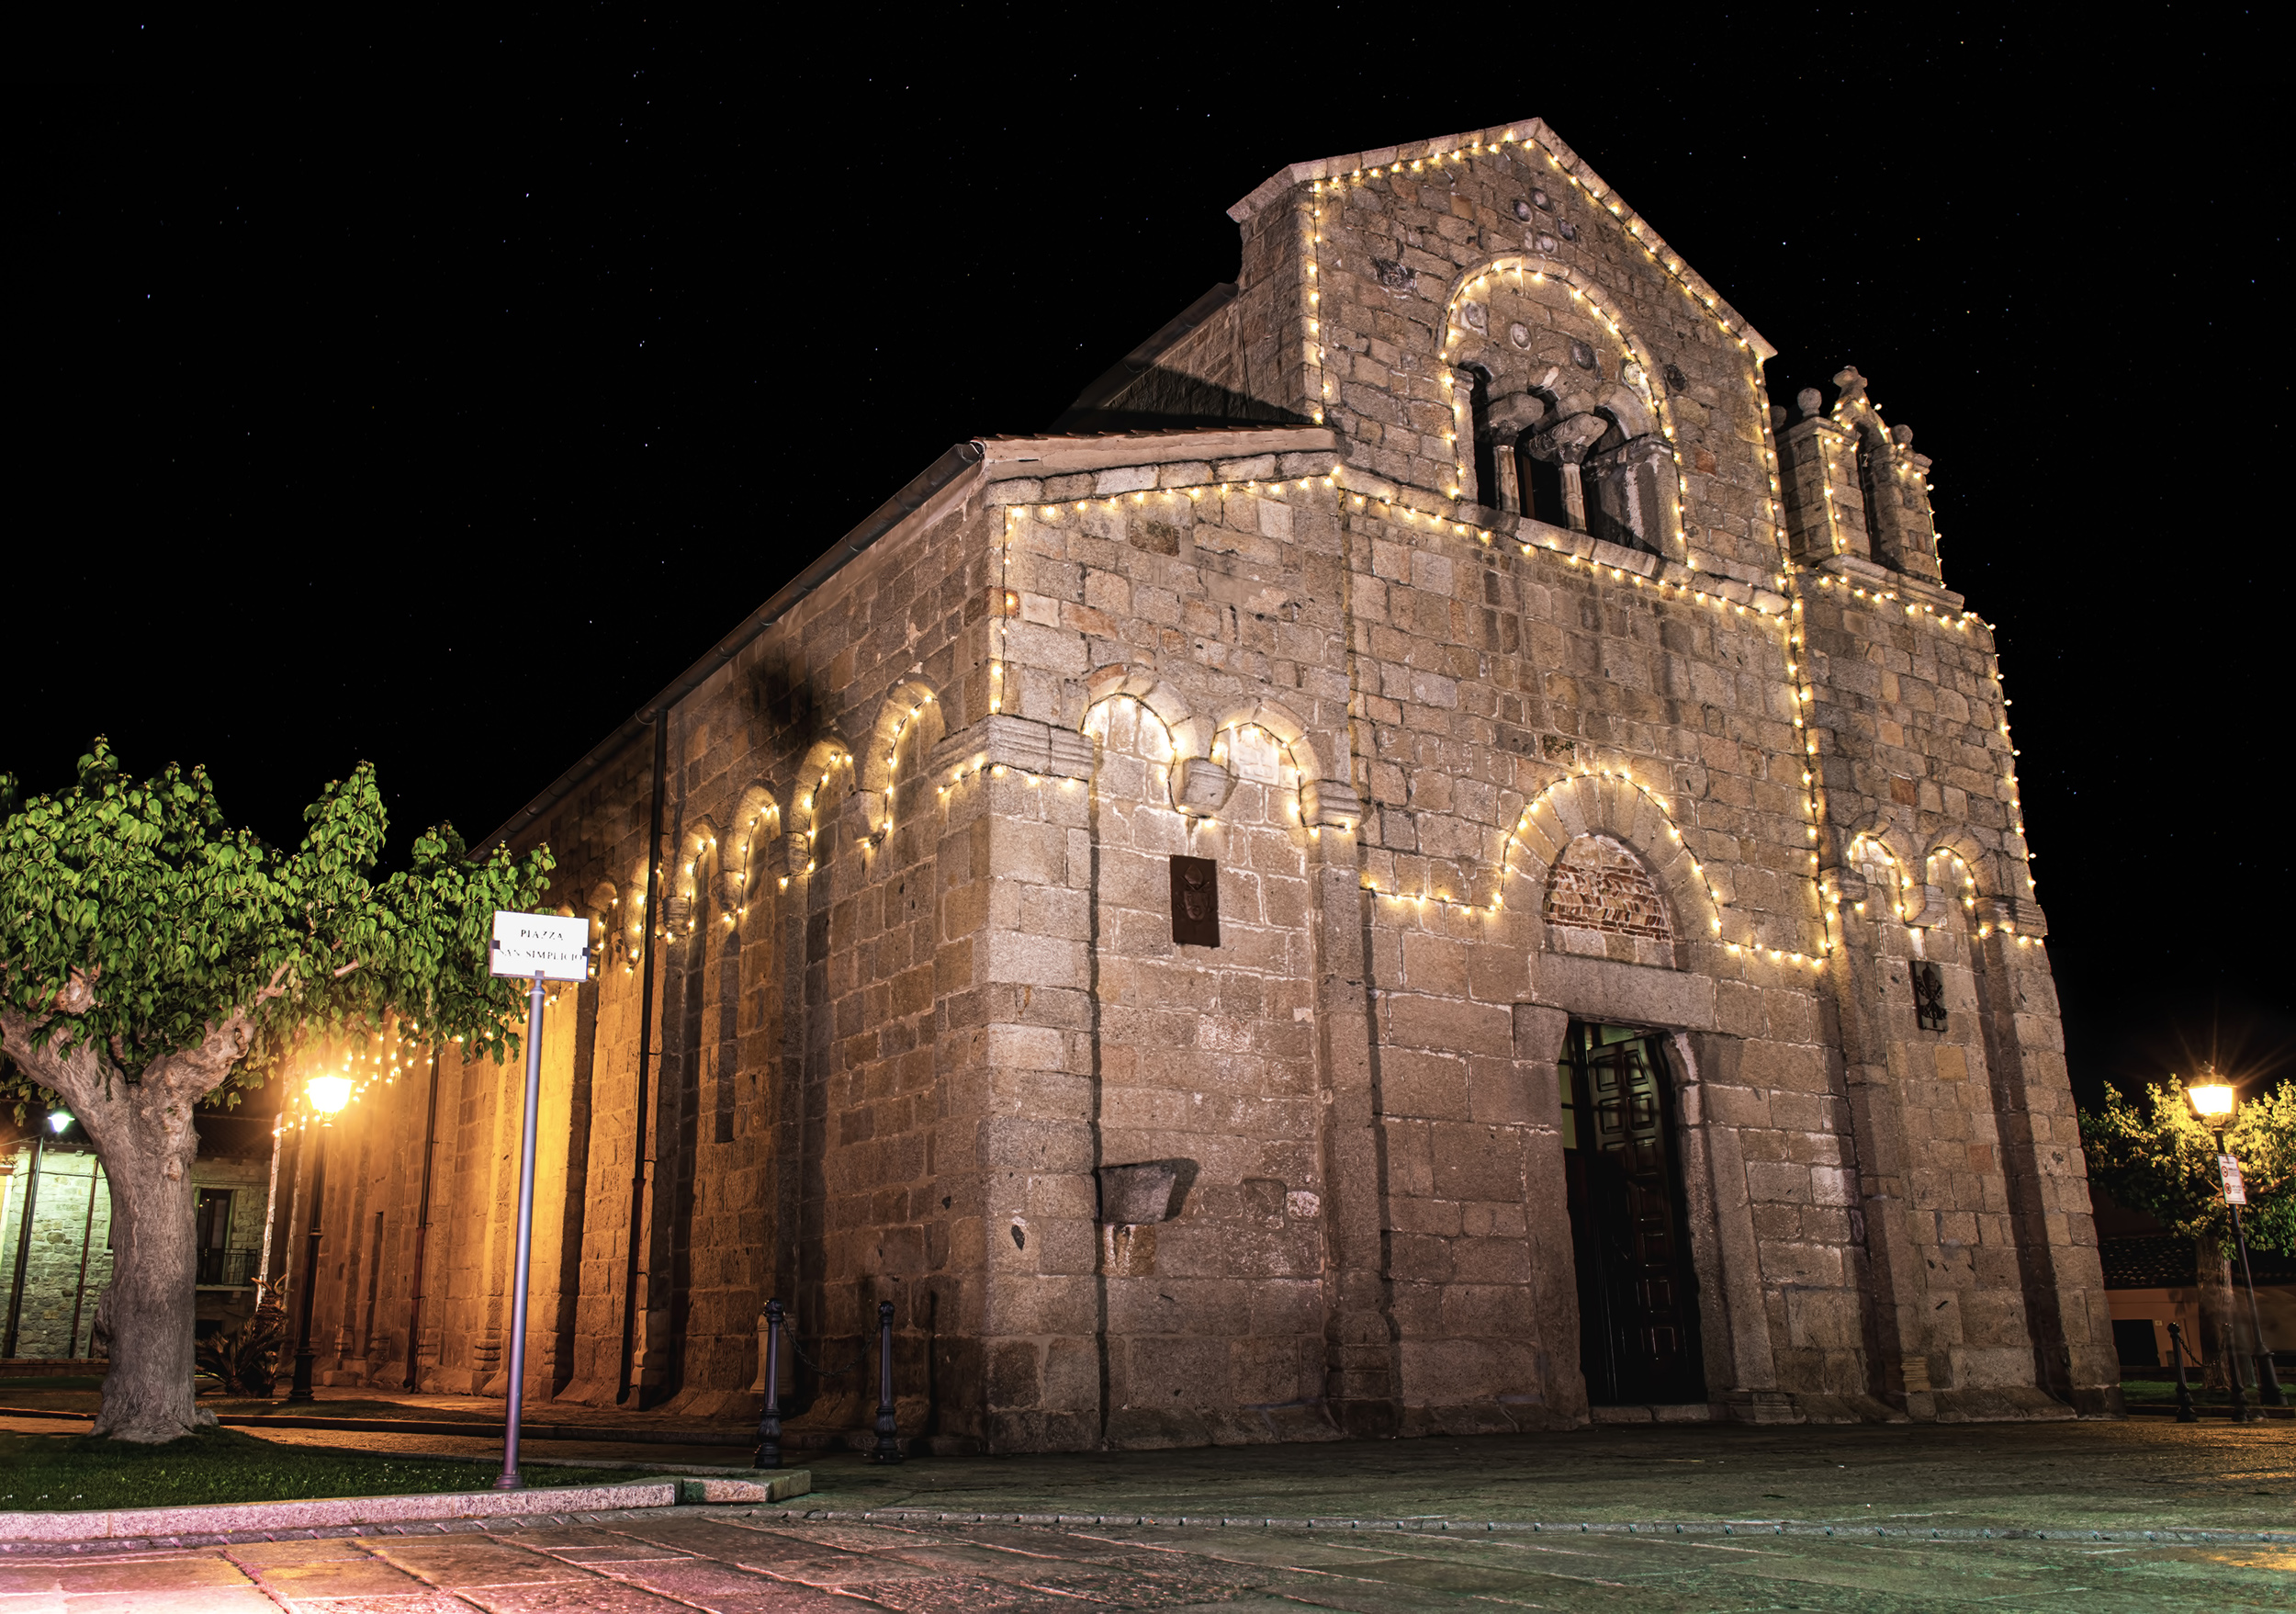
1858,425,1894,567
194,1189,233,1284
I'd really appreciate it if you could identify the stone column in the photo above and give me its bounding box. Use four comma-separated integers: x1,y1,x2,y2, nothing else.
1533,414,1611,534
1968,898,2121,1416
934,714,1102,1451
1305,820,1400,1437
1450,368,1482,508
1822,881,1941,1417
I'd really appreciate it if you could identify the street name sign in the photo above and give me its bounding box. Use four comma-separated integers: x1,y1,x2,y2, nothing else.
490,911,591,982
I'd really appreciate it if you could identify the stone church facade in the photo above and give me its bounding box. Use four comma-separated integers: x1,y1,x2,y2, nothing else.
278,118,2118,1445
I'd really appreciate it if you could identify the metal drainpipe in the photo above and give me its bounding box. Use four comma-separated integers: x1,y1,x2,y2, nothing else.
616,711,670,1405
401,1044,444,1390
3,1130,48,1359
67,1158,102,1358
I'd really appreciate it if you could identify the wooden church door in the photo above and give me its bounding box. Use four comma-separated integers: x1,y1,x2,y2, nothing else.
1559,1021,1706,1405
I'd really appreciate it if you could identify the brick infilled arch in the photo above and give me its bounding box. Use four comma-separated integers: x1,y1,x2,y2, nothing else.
1544,832,1676,966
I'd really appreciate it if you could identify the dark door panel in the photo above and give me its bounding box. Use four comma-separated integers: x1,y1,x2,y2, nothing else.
1559,1021,1706,1405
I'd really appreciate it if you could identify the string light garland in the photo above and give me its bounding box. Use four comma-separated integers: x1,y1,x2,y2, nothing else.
912,130,2031,989
272,1018,419,1134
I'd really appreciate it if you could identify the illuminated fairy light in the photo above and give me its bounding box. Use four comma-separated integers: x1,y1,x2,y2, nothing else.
1007,473,1794,622
1310,126,1769,547
1347,762,1820,967
1321,126,1754,358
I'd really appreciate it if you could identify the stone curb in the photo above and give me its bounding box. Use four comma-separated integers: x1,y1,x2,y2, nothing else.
0,1482,677,1543
0,1473,808,1546
0,1406,755,1445
737,1507,2296,1547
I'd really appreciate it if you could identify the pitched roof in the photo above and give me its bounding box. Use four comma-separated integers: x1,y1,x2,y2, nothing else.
2100,1233,2296,1289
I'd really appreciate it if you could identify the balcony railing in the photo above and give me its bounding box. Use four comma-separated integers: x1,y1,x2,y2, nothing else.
196,1247,259,1288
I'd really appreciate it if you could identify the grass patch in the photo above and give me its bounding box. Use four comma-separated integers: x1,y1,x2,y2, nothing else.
201,1397,495,1421
0,1428,640,1512
2118,1372,2286,1407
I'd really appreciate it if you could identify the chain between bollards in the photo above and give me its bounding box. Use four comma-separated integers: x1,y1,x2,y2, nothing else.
756,1299,785,1470
871,1299,904,1463
2167,1322,2197,1423
2225,1320,2254,1424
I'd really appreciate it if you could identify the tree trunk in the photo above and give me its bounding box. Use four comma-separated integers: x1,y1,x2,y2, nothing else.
3,991,261,1443
77,1081,208,1440
2198,1236,2235,1393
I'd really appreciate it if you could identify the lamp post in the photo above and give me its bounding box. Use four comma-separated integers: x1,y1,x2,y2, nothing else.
287,1075,354,1403
1,1113,63,1359
2188,1080,2285,1411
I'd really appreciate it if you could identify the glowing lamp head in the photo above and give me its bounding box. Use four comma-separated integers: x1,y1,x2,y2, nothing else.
2188,1083,2235,1120
45,1109,73,1134
307,1075,355,1115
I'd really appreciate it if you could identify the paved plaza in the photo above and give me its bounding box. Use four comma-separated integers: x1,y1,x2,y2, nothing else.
0,1420,2289,1608
0,1507,2289,1612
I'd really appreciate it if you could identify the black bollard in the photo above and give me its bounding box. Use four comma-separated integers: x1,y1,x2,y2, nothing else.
870,1300,904,1464
755,1299,785,1471
2167,1322,2196,1423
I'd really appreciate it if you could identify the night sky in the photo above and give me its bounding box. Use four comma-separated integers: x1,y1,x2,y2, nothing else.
9,11,2279,1107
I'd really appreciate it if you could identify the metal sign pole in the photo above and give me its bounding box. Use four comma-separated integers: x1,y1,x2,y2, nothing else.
496,971,546,1489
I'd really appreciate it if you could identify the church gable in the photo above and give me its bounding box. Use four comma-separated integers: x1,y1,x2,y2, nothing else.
1218,119,1785,580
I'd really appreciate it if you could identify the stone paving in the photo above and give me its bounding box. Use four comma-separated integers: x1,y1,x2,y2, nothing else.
0,1504,2290,1611
0,1421,2290,1608
793,1418,2296,1538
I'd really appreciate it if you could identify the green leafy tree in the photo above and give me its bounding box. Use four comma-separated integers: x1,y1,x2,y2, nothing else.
0,740,551,1442
2080,1076,2295,1256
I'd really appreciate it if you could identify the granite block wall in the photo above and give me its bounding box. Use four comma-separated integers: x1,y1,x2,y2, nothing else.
254,116,2113,1445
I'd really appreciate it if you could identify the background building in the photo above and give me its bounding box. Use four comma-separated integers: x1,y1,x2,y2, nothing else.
0,1114,270,1362
193,119,2121,1444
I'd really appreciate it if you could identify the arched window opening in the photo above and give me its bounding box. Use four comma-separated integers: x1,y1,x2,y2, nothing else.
1857,424,1893,567
1515,436,1567,525
1580,415,1632,547
1577,414,1668,557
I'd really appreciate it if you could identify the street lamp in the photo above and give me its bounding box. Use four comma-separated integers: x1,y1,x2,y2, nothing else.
2187,1078,2285,1412
287,1073,354,1403
45,1109,73,1135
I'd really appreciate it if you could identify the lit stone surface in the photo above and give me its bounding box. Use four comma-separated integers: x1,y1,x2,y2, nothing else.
58,118,2108,1451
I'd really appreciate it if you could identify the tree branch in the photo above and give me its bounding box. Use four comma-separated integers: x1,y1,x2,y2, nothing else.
0,1004,110,1114
245,960,295,1009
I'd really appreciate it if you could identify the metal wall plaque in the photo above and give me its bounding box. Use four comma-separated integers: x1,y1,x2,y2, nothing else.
1170,855,1220,947
1910,960,1947,1032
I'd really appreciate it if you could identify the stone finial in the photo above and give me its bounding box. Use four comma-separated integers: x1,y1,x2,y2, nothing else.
1831,366,1869,406
1769,405,1787,430
1796,387,1824,419
1892,423,1914,447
